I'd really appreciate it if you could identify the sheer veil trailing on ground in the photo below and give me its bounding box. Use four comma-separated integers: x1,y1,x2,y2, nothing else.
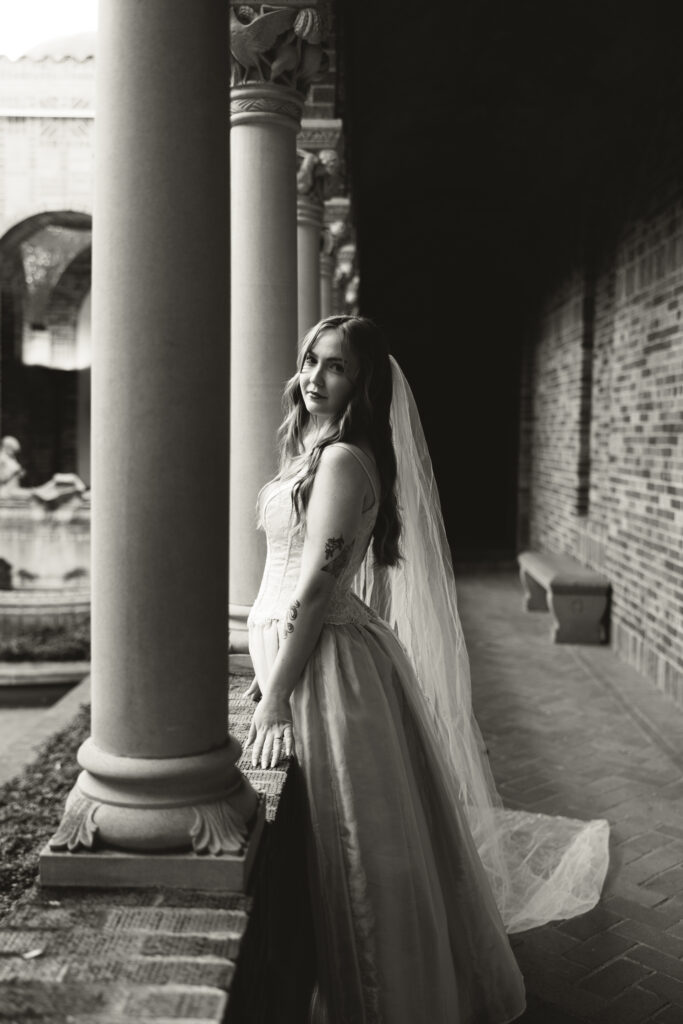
355,356,610,934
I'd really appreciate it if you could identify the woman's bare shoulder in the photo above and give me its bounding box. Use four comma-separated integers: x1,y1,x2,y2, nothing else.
318,442,367,473
325,440,376,464
318,443,378,511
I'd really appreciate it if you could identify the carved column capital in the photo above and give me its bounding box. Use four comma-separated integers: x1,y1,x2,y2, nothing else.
230,83,304,131
230,3,330,94
297,148,341,201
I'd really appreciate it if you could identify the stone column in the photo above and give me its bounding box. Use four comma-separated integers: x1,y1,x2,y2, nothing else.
296,122,342,335
229,4,328,653
319,248,335,318
297,154,324,338
320,195,350,317
41,0,262,890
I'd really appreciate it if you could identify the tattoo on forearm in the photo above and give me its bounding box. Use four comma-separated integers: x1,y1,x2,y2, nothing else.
324,536,345,560
322,536,355,579
283,598,300,640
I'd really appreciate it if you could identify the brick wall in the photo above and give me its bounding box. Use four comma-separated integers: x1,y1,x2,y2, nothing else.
522,196,683,708
303,24,337,121
524,271,587,555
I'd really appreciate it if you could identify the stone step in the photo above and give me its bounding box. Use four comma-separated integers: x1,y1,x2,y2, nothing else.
0,983,227,1021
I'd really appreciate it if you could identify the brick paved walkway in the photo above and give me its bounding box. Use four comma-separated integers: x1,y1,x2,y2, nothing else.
459,571,683,1024
1,572,683,1022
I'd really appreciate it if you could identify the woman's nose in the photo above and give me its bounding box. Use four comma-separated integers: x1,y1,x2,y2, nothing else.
310,364,325,383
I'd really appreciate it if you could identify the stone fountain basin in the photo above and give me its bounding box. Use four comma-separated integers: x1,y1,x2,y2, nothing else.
0,659,91,706
0,586,90,640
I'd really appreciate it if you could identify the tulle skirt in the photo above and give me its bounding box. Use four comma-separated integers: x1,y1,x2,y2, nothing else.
249,615,527,1024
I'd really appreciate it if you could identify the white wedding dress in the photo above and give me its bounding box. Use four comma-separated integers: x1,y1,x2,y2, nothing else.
247,356,609,1023
249,443,527,1024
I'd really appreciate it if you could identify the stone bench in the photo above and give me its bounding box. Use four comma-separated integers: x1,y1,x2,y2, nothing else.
518,550,610,644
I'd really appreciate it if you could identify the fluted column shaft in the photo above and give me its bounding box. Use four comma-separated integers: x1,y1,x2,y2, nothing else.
41,0,261,888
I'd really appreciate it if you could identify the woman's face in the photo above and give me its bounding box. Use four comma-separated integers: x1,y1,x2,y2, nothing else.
299,329,358,423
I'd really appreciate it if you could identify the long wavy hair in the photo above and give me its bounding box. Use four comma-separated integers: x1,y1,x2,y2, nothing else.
274,315,401,567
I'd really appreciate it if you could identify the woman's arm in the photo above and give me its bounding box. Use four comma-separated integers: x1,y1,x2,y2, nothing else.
248,445,368,768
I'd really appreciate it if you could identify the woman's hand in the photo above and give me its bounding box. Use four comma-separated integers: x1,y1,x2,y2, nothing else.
245,677,261,702
247,695,295,769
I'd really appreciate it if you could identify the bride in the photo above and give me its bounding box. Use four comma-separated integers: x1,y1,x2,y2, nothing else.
246,315,609,1024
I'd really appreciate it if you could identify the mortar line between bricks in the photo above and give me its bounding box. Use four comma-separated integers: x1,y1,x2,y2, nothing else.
574,951,655,983
569,647,683,771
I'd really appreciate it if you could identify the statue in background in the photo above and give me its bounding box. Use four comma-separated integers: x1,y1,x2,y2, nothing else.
0,437,25,496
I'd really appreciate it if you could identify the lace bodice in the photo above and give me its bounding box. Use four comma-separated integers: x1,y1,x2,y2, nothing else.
248,444,380,628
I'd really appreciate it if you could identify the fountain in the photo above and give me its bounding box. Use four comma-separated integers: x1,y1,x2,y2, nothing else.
0,438,90,644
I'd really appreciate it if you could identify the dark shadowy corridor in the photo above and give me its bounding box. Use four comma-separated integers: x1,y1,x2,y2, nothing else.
341,0,683,559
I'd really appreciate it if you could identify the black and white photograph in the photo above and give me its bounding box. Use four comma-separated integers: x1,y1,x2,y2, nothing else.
0,2,682,1022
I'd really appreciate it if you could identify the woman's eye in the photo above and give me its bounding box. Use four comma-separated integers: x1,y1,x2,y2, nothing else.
303,353,314,365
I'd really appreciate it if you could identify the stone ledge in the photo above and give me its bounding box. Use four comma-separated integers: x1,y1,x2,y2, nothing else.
0,676,312,1022
0,982,228,1021
0,673,91,788
0,661,90,685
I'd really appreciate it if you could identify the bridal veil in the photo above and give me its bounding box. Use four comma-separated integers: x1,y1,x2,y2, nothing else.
356,356,609,933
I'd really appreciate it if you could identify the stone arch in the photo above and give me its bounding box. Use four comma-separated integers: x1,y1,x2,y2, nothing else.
0,210,92,368
0,207,92,250
46,246,92,370
0,210,92,485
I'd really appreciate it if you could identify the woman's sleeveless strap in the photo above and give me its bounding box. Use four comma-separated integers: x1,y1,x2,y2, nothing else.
330,443,379,509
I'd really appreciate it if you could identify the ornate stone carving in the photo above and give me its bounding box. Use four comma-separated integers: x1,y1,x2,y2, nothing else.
49,791,100,852
318,149,342,198
333,240,359,315
322,196,351,258
230,4,329,94
230,89,303,126
297,148,341,204
0,437,25,496
345,274,360,315
48,789,256,857
299,117,343,152
334,241,356,290
31,472,87,509
190,799,254,856
321,218,349,258
297,149,319,197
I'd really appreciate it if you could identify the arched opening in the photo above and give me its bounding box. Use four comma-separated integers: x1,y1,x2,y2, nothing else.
0,211,92,486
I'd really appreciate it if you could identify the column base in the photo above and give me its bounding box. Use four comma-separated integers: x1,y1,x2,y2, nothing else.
229,603,251,654
39,795,265,891
41,735,262,887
